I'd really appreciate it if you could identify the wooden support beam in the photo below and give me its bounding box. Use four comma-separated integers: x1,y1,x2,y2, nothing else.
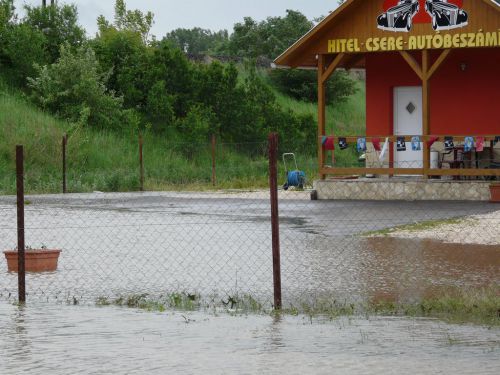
429,169,500,177
318,55,327,180
321,53,345,84
422,50,430,179
320,167,500,177
399,51,424,80
321,167,424,176
320,135,499,143
427,49,451,80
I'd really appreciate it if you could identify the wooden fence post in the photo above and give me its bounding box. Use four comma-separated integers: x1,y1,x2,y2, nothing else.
211,134,217,186
139,134,144,192
16,145,26,303
268,133,282,310
62,133,67,194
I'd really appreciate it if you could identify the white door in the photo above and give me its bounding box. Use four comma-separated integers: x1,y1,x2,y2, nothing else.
394,87,423,168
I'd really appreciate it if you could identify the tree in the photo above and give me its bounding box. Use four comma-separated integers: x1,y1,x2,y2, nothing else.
23,2,85,62
164,28,229,55
28,44,128,129
176,104,214,157
228,10,313,59
269,68,358,105
3,24,48,83
0,0,16,65
92,26,148,106
145,40,196,119
0,0,14,31
97,0,154,43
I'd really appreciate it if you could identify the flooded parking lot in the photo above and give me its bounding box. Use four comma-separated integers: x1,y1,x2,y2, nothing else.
0,192,499,304
0,192,498,374
0,302,499,375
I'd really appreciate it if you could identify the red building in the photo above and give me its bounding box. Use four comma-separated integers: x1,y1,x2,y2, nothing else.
275,0,500,180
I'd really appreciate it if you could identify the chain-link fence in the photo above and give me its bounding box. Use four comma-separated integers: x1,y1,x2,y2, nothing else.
0,136,499,310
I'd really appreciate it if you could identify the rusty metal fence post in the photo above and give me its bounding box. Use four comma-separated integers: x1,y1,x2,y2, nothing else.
268,133,282,309
62,133,67,194
211,134,217,186
139,134,144,192
16,145,26,303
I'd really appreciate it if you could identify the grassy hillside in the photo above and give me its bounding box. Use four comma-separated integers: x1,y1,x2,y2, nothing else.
274,80,366,136
240,67,366,136
0,90,270,195
0,72,366,195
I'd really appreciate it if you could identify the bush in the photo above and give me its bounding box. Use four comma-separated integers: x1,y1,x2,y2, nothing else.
146,80,175,127
23,2,85,63
28,44,128,129
176,105,214,157
268,68,358,105
2,24,48,84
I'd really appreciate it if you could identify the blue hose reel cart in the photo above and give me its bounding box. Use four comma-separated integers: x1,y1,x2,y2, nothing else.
283,153,306,191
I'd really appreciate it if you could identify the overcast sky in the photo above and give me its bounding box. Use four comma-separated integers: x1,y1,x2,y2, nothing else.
14,0,338,38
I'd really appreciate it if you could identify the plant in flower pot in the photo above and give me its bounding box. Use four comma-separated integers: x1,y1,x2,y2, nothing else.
3,245,62,273
490,183,500,203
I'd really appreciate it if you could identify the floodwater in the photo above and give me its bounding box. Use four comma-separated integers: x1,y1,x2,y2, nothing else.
0,302,499,375
0,192,499,304
0,192,499,374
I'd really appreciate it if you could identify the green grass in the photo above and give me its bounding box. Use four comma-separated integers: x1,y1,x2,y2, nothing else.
362,217,468,237
274,80,366,137
243,66,367,136
0,89,271,194
366,287,500,327
95,286,500,327
0,70,366,195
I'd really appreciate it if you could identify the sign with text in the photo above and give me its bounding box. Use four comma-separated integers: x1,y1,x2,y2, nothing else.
327,1,499,53
328,30,500,53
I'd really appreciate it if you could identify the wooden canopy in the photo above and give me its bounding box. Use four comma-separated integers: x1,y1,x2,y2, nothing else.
274,0,500,180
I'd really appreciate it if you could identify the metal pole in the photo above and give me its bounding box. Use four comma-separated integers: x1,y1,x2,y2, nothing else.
139,134,144,192
268,133,282,310
211,134,217,186
62,134,67,194
16,145,26,304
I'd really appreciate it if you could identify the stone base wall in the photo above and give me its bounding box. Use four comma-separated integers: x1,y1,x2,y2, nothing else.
314,179,492,201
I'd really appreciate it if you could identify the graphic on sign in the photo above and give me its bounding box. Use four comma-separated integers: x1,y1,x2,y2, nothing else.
425,0,468,31
377,0,469,32
377,0,421,32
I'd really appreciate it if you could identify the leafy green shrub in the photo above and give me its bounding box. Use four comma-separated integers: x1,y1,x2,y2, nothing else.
269,68,358,105
28,44,128,129
2,24,48,84
176,104,213,157
146,80,175,127
0,0,15,48
23,2,85,63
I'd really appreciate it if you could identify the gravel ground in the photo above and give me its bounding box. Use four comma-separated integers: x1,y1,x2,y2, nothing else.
383,209,500,246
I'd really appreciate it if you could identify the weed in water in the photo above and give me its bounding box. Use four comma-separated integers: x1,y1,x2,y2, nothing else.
95,285,499,326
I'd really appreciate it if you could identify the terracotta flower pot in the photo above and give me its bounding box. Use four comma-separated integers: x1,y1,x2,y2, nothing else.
3,249,61,273
490,184,500,203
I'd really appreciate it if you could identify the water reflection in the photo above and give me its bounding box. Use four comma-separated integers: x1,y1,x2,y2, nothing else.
0,300,499,374
362,237,500,303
